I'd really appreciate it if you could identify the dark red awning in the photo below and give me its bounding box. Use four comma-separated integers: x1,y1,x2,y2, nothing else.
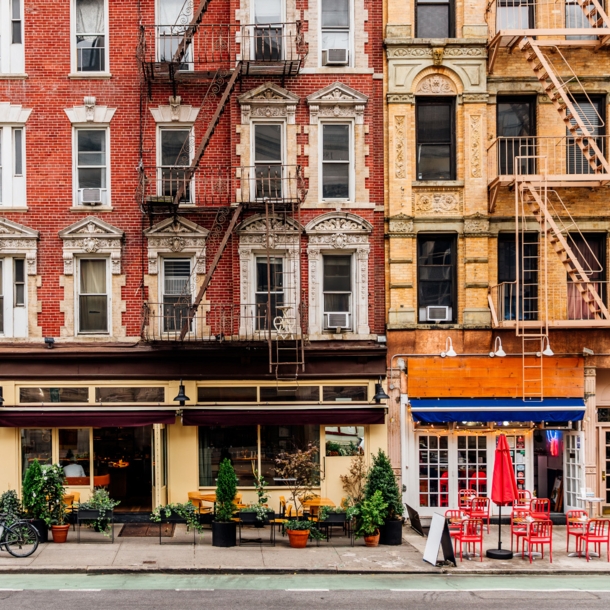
0,410,177,427
181,408,386,426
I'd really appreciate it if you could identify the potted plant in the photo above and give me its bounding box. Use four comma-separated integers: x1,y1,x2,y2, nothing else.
151,502,205,533
340,454,368,506
212,458,238,547
78,488,120,537
353,490,387,547
21,460,49,543
240,470,274,527
364,450,404,545
282,519,324,548
44,464,70,543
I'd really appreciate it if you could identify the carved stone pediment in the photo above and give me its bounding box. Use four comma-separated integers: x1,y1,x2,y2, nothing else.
144,217,209,274
65,97,116,124
388,213,414,234
464,213,490,234
305,212,372,234
59,217,124,275
307,82,368,125
238,214,302,249
0,218,39,275
238,83,300,124
0,103,32,124
415,74,457,95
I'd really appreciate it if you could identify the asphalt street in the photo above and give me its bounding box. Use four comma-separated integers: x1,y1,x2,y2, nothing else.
0,574,609,609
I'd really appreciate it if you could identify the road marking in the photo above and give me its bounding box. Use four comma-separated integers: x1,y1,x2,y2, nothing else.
285,589,330,592
0,589,23,592
390,589,610,593
59,589,101,592
175,589,214,591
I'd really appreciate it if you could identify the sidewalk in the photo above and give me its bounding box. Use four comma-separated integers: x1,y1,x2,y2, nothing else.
1,523,609,575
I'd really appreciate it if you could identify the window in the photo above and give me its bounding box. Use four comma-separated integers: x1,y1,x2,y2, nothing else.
416,99,455,181
0,257,26,336
255,256,284,330
157,0,193,67
254,0,283,61
21,429,52,478
0,126,26,206
322,385,367,401
416,0,453,38
418,435,449,507
20,387,89,403
567,233,606,320
75,129,107,206
567,96,605,175
496,0,532,30
254,123,283,199
260,386,319,401
198,386,258,402
323,255,352,330
75,0,106,72
497,96,536,176
78,259,108,333
566,0,596,40
162,258,191,332
321,0,350,64
59,429,91,483
417,235,456,323
325,426,364,456
0,0,24,73
322,124,351,200
497,233,538,321
95,387,165,402
457,435,488,496
11,0,22,44
159,128,192,203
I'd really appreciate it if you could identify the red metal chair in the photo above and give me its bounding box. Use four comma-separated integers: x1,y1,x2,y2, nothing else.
513,489,532,509
458,489,476,515
582,519,610,562
444,509,464,542
530,498,551,520
454,518,484,562
510,508,529,552
565,510,588,555
523,519,553,564
469,496,491,533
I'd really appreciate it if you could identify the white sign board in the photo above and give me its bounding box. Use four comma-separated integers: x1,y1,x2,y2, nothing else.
423,513,446,566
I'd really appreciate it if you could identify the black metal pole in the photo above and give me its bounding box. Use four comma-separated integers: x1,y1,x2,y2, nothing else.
498,504,502,550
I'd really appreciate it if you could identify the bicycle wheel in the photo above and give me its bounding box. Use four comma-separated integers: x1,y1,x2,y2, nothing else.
5,522,39,557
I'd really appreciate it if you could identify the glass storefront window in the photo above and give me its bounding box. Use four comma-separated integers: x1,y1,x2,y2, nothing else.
197,387,257,403
20,387,89,403
260,386,319,402
21,429,52,478
325,426,364,456
457,435,487,496
418,435,449,507
198,426,258,487
95,387,165,403
322,386,368,402
59,429,91,481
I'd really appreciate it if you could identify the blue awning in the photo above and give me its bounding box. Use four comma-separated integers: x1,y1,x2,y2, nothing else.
410,398,585,424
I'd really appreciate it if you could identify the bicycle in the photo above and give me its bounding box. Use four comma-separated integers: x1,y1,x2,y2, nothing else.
0,513,40,558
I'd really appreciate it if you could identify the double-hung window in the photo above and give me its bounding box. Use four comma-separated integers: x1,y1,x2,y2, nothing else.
321,0,350,65
0,126,25,207
497,96,536,176
254,123,283,199
255,256,284,330
322,124,351,200
159,128,192,203
567,95,605,175
416,99,455,181
78,259,108,334
323,255,352,331
75,0,107,72
416,0,453,38
0,0,24,73
566,0,596,40
162,258,192,333
253,0,283,61
157,0,193,67
0,257,26,336
75,129,107,206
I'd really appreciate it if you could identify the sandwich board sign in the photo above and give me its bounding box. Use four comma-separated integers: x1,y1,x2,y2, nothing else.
423,513,456,567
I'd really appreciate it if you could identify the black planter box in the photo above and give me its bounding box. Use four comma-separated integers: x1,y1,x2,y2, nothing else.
212,521,237,547
78,509,103,520
239,511,275,526
28,518,48,544
162,511,187,524
320,513,346,525
379,519,403,545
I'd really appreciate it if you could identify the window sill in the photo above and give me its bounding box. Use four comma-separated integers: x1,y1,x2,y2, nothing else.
68,72,112,79
412,180,464,187
0,206,28,211
70,206,113,212
0,73,28,80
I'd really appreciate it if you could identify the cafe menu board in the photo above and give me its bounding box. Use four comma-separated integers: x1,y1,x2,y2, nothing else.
501,434,527,490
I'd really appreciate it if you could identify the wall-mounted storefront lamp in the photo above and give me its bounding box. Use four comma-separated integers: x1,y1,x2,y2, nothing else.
373,377,390,404
440,337,457,358
173,380,190,407
489,336,506,358
541,337,554,357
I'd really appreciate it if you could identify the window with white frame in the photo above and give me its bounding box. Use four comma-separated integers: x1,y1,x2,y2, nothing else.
0,257,26,337
75,0,107,72
75,128,108,206
254,123,283,200
78,258,108,334
0,0,24,73
162,258,192,333
157,0,193,67
321,123,351,200
159,128,192,203
323,255,352,330
253,0,283,61
321,0,350,65
0,126,25,207
255,256,284,330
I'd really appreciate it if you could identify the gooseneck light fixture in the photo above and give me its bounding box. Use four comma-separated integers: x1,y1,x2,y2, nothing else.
440,337,457,358
542,337,554,357
489,336,506,358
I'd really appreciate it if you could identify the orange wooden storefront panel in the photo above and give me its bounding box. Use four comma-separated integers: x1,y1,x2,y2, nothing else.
406,357,584,398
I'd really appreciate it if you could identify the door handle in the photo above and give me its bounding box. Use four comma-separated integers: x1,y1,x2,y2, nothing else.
603,471,606,481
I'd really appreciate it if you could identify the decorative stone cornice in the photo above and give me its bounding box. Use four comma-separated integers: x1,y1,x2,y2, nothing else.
307,82,369,125
463,213,490,234
65,97,116,124
237,214,302,249
150,100,200,124
0,103,32,124
0,218,39,274
388,214,414,234
238,83,300,125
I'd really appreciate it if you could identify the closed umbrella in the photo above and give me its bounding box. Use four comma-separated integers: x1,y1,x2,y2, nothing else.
486,434,519,560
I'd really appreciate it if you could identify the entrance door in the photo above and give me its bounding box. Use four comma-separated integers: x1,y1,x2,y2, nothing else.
564,431,585,512
599,428,610,515
152,424,168,509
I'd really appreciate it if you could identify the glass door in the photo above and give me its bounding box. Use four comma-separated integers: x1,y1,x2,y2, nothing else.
564,431,584,512
599,428,610,515
151,424,168,509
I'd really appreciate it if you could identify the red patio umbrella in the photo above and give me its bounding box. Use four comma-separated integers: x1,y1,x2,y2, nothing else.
486,434,519,560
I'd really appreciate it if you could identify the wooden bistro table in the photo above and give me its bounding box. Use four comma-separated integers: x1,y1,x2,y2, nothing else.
189,492,247,511
302,497,335,518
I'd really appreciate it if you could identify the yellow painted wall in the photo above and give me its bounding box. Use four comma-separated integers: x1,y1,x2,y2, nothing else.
0,427,19,493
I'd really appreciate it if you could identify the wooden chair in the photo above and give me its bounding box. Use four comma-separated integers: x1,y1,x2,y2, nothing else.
444,509,464,542
523,520,553,564
510,508,529,552
188,492,213,515
93,474,110,488
566,510,588,554
454,518,484,562
469,497,491,533
530,498,551,520
582,519,610,562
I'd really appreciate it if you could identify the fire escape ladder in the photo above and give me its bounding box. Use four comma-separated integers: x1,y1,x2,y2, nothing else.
521,182,610,320
577,0,610,46
172,0,215,65
172,64,242,207
519,39,610,175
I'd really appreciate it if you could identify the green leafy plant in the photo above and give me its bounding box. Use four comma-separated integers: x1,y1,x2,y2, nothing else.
43,464,68,526
241,505,274,522
318,505,346,522
283,519,325,540
364,450,403,520
0,490,24,527
340,454,368,505
274,443,320,515
22,460,48,522
354,490,387,538
78,488,120,537
150,502,204,533
215,458,238,522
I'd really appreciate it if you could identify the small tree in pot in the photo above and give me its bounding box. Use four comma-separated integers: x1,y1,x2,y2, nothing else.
42,464,70,543
353,490,387,547
22,460,49,543
364,450,403,545
212,458,238,547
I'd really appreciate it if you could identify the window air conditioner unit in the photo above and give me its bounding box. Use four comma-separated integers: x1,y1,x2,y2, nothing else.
80,188,103,206
419,305,452,322
325,311,350,330
322,48,349,65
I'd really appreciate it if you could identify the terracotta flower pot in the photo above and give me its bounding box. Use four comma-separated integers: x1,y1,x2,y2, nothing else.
363,530,380,547
51,524,70,543
286,529,310,548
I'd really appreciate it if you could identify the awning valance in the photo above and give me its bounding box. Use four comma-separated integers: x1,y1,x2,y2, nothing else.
409,398,585,424
182,407,386,426
0,410,178,427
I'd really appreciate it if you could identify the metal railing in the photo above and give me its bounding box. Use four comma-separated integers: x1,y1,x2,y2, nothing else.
489,280,610,326
141,301,307,341
487,136,610,183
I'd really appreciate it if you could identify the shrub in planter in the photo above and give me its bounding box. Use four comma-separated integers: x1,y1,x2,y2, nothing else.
353,490,387,547
78,488,120,537
0,490,24,527
212,458,238,547
151,502,204,533
21,460,49,542
42,464,69,543
283,519,324,548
